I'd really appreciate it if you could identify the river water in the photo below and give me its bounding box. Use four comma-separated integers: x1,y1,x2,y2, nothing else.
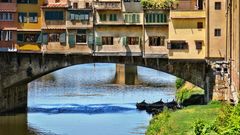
0,64,176,135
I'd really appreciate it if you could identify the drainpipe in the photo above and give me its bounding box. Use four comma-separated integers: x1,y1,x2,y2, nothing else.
142,9,145,57
92,1,96,56
229,0,233,101
206,0,210,58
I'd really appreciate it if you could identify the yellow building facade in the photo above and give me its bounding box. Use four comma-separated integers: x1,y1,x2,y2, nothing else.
168,10,206,59
16,0,45,51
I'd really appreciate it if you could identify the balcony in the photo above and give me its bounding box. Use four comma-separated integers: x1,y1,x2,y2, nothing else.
170,10,205,19
94,1,121,10
42,20,66,29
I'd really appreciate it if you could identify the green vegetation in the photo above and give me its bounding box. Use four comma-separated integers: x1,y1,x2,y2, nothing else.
146,103,222,135
175,80,204,103
175,78,185,89
194,102,240,135
140,0,178,9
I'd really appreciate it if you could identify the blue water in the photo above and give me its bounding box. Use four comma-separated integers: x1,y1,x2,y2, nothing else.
3,64,177,135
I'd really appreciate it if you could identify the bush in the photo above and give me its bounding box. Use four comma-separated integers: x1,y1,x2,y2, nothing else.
175,78,185,89
193,103,240,135
146,107,171,135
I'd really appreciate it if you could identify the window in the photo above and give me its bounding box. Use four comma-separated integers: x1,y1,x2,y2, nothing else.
0,13,13,21
49,33,60,42
17,33,40,43
85,2,90,8
76,30,87,44
134,0,140,2
127,37,139,45
124,13,140,23
99,14,107,21
195,41,203,50
29,0,37,4
18,12,27,23
55,0,60,3
73,2,78,9
45,11,64,20
0,0,12,3
149,36,165,46
124,0,130,2
215,29,221,36
17,0,37,4
215,2,221,10
102,37,113,45
109,14,117,21
0,31,13,41
29,12,38,23
197,22,203,29
69,11,89,21
168,41,188,49
146,13,167,23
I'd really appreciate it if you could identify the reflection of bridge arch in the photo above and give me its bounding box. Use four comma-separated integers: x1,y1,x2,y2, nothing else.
0,52,215,113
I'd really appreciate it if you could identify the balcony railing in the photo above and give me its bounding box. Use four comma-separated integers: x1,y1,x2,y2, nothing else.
170,10,205,19
94,2,121,10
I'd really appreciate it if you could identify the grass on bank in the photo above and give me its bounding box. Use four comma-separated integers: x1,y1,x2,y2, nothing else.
146,102,222,135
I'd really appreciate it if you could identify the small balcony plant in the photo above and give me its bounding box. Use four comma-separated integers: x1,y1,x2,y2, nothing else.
141,0,178,10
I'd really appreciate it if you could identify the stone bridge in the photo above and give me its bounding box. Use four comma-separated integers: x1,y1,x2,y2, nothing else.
0,52,215,113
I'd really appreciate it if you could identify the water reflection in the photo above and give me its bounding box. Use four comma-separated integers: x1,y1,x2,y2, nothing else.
1,64,176,135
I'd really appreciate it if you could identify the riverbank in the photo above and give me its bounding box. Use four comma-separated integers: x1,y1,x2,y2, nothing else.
146,103,221,135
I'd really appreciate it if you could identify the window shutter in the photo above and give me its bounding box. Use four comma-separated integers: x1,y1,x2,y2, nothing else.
129,14,132,23
122,36,127,46
68,33,75,47
60,32,66,43
136,14,140,23
114,14,117,21
42,33,48,45
157,14,161,23
36,33,42,44
88,33,94,45
17,33,24,43
163,14,167,23
124,14,128,23
132,14,136,23
95,37,102,46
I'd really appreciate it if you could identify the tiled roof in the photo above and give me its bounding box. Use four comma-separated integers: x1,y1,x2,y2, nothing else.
41,3,68,8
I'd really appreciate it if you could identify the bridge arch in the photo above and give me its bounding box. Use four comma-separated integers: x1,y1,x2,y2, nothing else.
0,52,215,113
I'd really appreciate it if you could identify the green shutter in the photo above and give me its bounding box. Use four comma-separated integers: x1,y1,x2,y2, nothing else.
42,33,48,44
157,14,160,23
36,33,42,44
60,32,66,43
136,14,140,23
88,33,94,45
68,33,75,48
122,36,127,46
149,14,152,23
163,14,167,23
17,34,24,43
153,13,156,23
129,14,132,23
160,14,164,23
114,14,117,21
132,14,136,23
95,37,102,46
125,14,128,23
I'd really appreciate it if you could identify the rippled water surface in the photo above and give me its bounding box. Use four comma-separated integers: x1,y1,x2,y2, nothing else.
1,64,176,135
